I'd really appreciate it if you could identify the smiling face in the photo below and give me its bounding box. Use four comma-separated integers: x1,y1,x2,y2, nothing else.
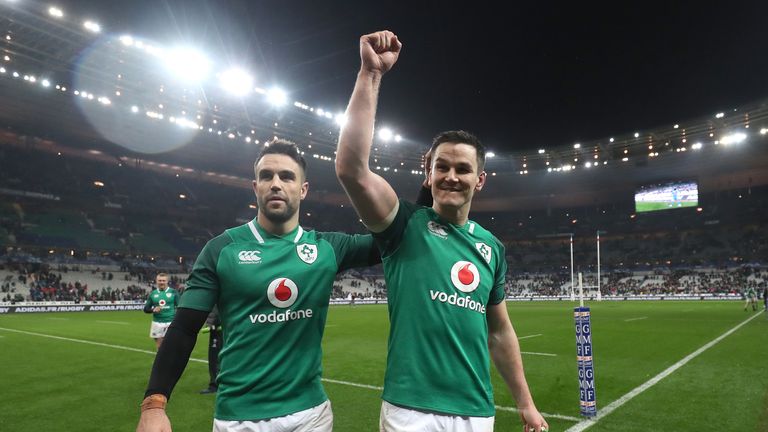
428,142,486,213
155,274,168,290
253,153,308,226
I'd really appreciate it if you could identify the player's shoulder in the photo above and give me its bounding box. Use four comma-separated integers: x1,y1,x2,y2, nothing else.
466,219,504,250
222,221,257,243
400,198,431,216
314,230,361,249
315,229,353,241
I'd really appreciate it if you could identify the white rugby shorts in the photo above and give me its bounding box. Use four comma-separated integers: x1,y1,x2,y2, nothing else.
213,400,332,432
149,321,171,339
379,400,494,432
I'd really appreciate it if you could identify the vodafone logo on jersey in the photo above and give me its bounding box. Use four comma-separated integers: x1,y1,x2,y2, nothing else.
267,278,298,308
450,261,480,293
158,299,167,307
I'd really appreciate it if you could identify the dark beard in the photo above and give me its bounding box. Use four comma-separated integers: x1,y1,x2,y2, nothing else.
257,197,297,224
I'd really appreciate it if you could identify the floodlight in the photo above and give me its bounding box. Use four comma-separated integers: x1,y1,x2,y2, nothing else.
48,7,63,18
220,68,253,96
165,47,211,83
334,113,347,127
720,132,746,145
266,87,287,106
119,35,134,46
378,128,393,142
83,21,101,33
486,151,496,158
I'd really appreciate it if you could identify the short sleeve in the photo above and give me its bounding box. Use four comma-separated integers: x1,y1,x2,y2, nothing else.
179,233,231,312
320,232,379,272
372,199,420,259
489,242,508,305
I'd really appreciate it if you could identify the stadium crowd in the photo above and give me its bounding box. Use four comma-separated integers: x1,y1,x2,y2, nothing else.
1,139,767,302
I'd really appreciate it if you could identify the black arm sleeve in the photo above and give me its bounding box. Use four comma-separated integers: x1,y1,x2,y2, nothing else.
368,240,382,265
143,307,209,399
143,304,154,313
415,185,433,207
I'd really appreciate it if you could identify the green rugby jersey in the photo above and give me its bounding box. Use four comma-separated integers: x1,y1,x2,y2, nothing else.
180,220,375,421
374,199,507,417
144,288,179,323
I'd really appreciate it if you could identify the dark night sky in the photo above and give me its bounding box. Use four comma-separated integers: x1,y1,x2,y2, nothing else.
56,0,768,152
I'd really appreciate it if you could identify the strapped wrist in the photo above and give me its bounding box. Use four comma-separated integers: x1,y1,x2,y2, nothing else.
140,394,167,411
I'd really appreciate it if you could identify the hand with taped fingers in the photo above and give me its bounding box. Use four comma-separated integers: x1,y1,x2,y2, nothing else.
359,30,402,75
520,405,548,432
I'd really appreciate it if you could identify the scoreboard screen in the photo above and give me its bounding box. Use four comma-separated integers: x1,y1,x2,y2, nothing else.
635,181,699,213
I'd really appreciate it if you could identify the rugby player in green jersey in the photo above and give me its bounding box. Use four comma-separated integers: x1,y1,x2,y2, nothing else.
142,273,179,350
137,139,383,432
744,286,758,311
336,30,549,432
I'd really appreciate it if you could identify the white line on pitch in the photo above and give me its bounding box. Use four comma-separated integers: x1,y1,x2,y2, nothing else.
47,317,69,321
0,326,574,421
495,405,582,422
565,311,763,432
0,327,166,357
96,320,130,325
624,317,647,322
322,378,382,390
518,333,543,340
521,351,557,357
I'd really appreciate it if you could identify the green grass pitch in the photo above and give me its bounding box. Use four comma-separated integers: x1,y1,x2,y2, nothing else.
636,201,698,212
1,301,766,431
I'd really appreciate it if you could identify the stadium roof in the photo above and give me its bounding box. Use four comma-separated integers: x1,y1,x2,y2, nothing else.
2,1,768,210
26,0,768,150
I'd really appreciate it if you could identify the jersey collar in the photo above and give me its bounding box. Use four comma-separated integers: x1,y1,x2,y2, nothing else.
247,219,304,244
428,208,477,235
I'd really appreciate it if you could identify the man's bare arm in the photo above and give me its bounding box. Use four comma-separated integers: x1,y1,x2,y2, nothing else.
336,31,402,232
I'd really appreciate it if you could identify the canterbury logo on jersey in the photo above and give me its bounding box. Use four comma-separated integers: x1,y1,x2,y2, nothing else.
238,250,262,264
427,221,448,239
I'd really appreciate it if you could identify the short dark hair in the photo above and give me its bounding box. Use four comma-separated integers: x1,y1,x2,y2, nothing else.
254,138,307,177
429,130,486,171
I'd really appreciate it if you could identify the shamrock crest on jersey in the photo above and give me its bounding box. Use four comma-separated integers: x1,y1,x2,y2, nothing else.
475,242,492,264
296,243,318,264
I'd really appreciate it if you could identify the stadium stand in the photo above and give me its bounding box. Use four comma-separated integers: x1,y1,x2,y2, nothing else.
1,114,767,301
